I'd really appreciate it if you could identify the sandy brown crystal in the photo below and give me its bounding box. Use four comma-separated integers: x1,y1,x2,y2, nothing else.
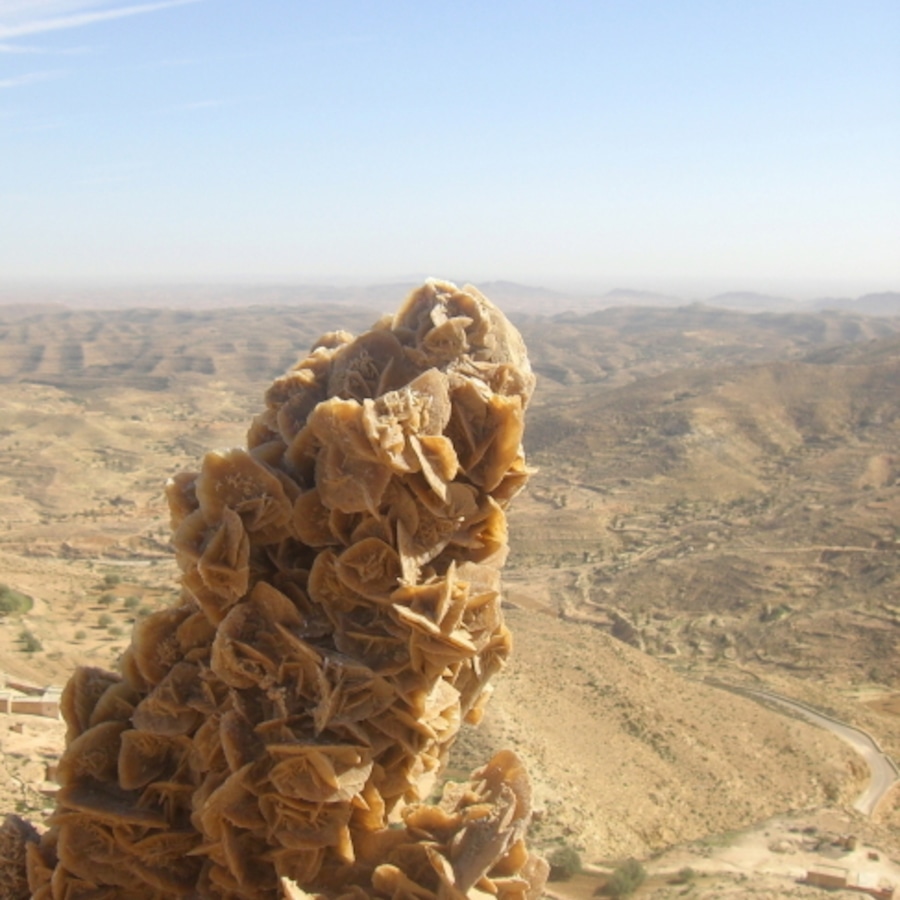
25,280,545,898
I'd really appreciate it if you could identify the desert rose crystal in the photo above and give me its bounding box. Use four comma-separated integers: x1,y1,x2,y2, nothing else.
20,280,546,899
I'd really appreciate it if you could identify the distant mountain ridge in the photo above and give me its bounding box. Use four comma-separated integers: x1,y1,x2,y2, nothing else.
1,282,898,316
811,291,900,315
706,291,796,311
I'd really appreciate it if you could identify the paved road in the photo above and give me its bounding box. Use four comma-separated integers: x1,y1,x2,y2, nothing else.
739,687,900,816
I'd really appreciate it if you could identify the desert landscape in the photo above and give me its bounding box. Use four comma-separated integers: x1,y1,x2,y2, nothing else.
2,285,900,897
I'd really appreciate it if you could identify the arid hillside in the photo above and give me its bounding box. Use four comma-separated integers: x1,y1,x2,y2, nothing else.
1,297,899,873
513,327,900,704
514,304,900,390
0,305,378,390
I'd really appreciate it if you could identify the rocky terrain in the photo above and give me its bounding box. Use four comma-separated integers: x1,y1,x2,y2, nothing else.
1,292,899,888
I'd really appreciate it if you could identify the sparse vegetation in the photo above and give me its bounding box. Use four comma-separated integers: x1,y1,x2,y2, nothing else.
103,573,122,586
123,595,140,610
74,630,87,641
18,629,43,653
0,584,33,616
603,859,646,897
98,613,113,628
98,593,116,606
672,866,696,885
547,843,582,881
759,602,792,623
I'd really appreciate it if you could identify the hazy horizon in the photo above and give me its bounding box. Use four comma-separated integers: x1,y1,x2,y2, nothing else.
1,274,898,315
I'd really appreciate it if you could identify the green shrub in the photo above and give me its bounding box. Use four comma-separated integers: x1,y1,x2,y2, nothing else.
74,630,87,641
547,844,582,881
103,573,122,586
108,625,123,637
98,593,116,606
673,866,695,884
98,613,113,628
123,595,140,610
0,584,33,616
19,629,42,653
605,859,646,897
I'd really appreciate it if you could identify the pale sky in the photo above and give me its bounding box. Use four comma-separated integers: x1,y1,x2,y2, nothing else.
1,0,898,297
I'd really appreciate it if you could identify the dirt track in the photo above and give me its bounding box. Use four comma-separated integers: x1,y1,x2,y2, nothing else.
734,687,900,816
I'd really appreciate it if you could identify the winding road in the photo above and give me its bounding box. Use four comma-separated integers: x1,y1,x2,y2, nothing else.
712,683,900,816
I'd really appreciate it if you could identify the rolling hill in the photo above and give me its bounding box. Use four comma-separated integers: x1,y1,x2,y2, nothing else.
1,296,899,869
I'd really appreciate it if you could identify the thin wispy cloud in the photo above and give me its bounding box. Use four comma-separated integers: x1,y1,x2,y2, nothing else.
0,0,203,39
0,69,65,88
136,46,260,70
0,40,90,54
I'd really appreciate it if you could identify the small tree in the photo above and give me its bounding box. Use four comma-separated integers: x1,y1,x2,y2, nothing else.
547,844,582,881
19,629,42,653
0,584,33,616
605,859,646,897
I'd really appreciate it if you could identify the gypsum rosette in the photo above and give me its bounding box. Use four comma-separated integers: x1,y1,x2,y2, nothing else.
20,280,547,899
